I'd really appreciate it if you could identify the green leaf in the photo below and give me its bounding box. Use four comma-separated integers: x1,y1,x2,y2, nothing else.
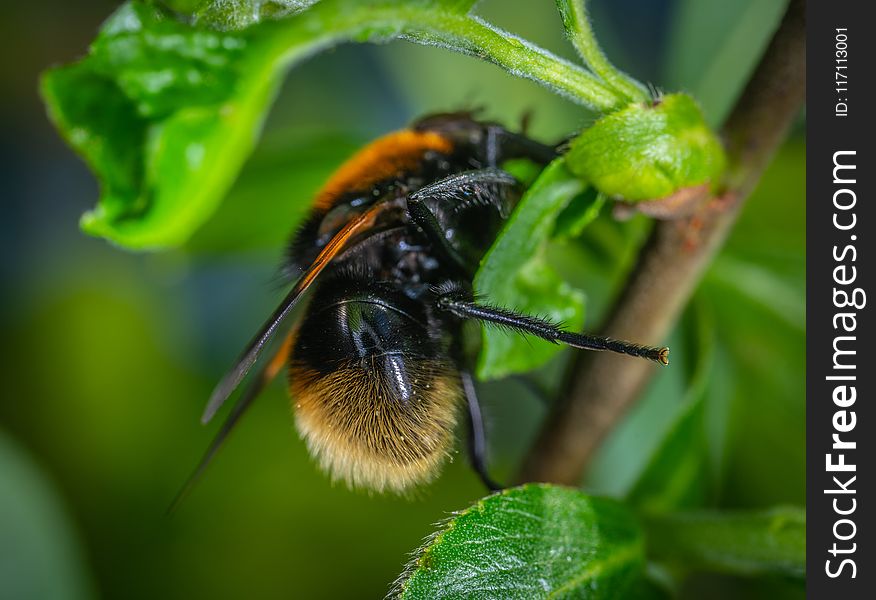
42,1,278,249
625,575,673,600
566,93,725,202
552,186,606,239
474,160,586,380
626,397,707,512
195,0,322,30
700,141,806,508
185,130,364,253
625,301,716,512
193,0,480,30
43,0,627,250
643,508,805,578
394,484,644,599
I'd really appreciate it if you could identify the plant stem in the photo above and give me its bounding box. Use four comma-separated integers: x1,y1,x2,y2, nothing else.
266,2,630,113
554,0,649,102
517,0,805,485
399,12,628,112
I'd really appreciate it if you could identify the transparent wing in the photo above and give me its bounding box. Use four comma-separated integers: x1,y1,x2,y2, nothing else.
200,201,390,424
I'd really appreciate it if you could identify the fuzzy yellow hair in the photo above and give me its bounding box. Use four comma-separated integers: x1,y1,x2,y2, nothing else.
290,359,461,494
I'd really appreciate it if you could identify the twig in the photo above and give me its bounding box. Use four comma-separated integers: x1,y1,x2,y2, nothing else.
517,0,805,485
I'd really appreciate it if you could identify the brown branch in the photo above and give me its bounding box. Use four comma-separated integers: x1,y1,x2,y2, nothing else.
517,0,805,485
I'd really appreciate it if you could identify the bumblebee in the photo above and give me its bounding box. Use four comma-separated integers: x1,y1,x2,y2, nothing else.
179,113,668,500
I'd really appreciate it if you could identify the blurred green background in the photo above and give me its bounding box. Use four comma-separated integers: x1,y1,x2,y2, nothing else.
0,0,802,598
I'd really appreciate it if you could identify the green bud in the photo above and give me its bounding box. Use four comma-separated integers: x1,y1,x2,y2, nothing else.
566,93,725,202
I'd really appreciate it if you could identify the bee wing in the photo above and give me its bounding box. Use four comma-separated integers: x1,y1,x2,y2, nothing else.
168,332,294,513
200,201,389,424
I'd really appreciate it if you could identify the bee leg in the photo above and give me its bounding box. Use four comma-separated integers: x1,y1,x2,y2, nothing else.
436,291,670,365
461,370,503,492
484,124,559,167
406,195,473,277
407,169,518,276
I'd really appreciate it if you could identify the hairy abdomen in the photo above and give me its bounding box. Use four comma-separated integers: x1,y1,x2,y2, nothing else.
289,358,461,494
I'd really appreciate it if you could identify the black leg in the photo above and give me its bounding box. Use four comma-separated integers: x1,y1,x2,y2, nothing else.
461,370,503,491
484,124,558,167
436,289,670,365
485,124,500,167
406,195,472,277
409,168,517,214
406,169,518,277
